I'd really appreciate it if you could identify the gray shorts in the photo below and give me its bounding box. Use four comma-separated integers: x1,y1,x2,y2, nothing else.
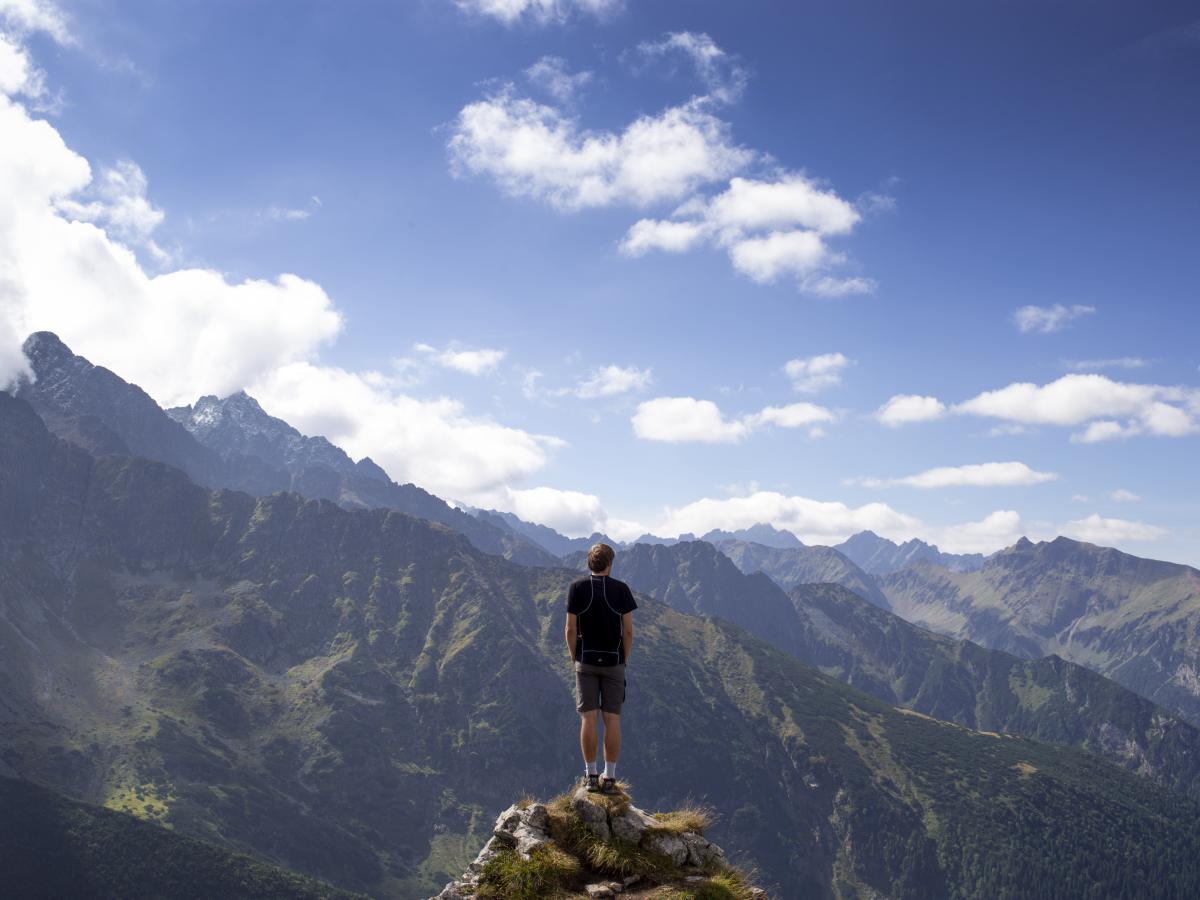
575,662,626,715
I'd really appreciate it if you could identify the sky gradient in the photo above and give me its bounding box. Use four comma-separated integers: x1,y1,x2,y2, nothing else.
1,0,1198,563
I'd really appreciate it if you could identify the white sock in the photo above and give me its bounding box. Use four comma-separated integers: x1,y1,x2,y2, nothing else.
603,761,617,780
585,761,598,776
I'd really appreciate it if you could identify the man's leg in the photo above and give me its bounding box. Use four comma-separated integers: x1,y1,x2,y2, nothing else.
580,710,599,770
602,711,621,779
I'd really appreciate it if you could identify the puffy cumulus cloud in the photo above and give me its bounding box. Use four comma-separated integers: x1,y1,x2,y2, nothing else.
622,174,871,294
0,29,43,96
575,364,651,398
415,341,506,375
1013,303,1095,334
252,362,562,500
453,0,619,25
1061,514,1167,544
632,396,748,443
875,394,946,427
784,352,852,393
657,490,921,546
448,90,752,211
524,55,592,104
955,374,1200,442
632,396,835,443
634,31,749,105
849,461,1058,490
0,89,345,402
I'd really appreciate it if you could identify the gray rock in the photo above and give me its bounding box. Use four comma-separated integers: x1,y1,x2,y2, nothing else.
681,831,725,868
586,885,615,898
610,809,648,844
642,830,688,866
571,787,612,841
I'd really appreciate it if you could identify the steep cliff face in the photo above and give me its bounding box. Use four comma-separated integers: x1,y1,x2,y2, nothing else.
879,540,1200,723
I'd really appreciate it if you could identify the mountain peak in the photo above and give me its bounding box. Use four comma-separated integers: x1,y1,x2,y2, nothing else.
435,785,760,900
700,523,803,549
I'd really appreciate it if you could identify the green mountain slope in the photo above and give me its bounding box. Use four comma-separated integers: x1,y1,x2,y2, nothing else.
879,538,1200,724
606,540,1200,801
0,775,358,899
4,391,1200,898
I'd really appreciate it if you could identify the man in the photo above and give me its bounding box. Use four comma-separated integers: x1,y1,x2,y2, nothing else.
565,542,637,794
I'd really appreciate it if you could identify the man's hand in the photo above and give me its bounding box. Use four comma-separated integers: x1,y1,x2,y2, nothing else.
565,613,577,663
622,612,634,665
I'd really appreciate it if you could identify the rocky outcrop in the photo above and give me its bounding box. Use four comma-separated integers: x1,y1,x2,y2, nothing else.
433,788,755,900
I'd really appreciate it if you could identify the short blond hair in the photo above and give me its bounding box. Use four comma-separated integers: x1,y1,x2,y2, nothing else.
587,542,615,573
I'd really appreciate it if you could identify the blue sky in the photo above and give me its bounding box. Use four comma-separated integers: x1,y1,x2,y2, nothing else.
1,0,1198,563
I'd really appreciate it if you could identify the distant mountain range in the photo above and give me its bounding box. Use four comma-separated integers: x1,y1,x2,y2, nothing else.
598,539,1200,801
6,372,1200,896
16,332,556,568
710,538,893,609
879,537,1200,725
834,529,985,574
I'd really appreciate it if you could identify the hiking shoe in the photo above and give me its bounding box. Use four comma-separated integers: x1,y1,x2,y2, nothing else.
585,773,601,793
601,777,617,795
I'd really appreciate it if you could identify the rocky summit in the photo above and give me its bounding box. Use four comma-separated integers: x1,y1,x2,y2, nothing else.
435,784,763,899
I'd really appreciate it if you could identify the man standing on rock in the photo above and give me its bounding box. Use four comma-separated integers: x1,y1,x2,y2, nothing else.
565,542,637,795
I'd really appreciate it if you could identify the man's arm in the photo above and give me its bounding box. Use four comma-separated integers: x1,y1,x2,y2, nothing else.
565,613,577,661
622,612,634,664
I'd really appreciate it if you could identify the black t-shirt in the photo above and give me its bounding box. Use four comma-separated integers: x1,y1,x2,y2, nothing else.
567,574,637,665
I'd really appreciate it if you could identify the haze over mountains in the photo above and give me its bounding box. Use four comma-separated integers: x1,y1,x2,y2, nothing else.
5,334,1200,898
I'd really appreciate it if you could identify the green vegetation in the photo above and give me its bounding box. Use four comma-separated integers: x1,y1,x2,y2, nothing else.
0,776,359,899
477,845,581,899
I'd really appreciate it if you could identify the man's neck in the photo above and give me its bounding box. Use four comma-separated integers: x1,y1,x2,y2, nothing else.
590,568,612,577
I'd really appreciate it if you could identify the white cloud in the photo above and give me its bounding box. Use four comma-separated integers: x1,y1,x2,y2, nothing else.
453,0,619,25
657,490,921,546
525,55,592,103
744,402,835,429
632,396,834,443
415,342,506,375
1064,357,1149,371
1013,303,1095,334
631,396,748,443
1061,514,1167,544
0,0,72,45
955,374,1200,441
850,461,1058,490
635,31,749,105
0,42,567,507
875,394,946,427
575,364,652,398
784,352,852,393
0,29,42,97
500,485,606,536
449,89,752,212
930,510,1025,555
1110,488,1141,502
56,159,167,260
621,174,869,293
252,363,561,499
620,217,707,255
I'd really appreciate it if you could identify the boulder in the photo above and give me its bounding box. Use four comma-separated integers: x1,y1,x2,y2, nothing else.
681,831,725,868
571,787,612,841
642,830,688,866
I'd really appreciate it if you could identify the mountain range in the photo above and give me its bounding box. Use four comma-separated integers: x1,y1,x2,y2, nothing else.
6,333,1200,898
880,538,1200,725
